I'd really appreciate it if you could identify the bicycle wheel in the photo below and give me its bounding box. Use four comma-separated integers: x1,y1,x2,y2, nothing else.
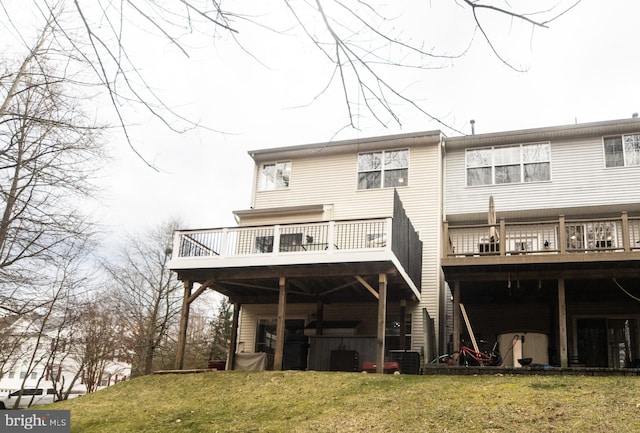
488,352,502,366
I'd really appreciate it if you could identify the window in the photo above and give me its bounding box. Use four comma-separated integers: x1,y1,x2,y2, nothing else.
564,222,617,251
254,236,274,253
259,161,291,190
604,134,640,167
47,365,61,382
385,313,412,351
523,143,551,182
565,224,585,250
466,148,492,186
255,318,307,370
466,143,550,186
586,222,616,249
508,237,539,253
279,233,303,251
367,232,387,248
254,233,303,253
358,149,408,189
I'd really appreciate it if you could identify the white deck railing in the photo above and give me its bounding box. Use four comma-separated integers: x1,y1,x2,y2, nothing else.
173,218,392,259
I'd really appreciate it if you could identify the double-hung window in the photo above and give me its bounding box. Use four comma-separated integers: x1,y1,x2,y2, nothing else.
466,143,550,186
604,134,640,167
358,149,408,189
259,161,291,191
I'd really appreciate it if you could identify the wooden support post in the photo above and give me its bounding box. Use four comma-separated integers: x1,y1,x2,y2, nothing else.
274,277,287,371
175,280,193,370
499,218,506,256
227,302,241,370
559,215,566,254
316,301,324,336
376,273,388,374
622,211,630,252
558,278,569,367
452,281,461,354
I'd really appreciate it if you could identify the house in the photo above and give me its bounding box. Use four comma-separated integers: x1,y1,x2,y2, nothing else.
442,117,640,369
170,117,640,372
171,131,444,373
0,314,131,404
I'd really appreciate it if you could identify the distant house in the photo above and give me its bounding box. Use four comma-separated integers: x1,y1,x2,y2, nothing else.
170,117,640,372
0,314,130,403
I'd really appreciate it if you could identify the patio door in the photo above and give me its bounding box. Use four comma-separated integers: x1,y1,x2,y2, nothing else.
256,318,308,370
576,318,637,368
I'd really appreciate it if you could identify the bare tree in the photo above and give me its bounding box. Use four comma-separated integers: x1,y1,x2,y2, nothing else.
3,237,96,409
157,309,210,370
158,295,232,370
0,49,104,313
66,298,129,394
0,9,107,407
1,1,581,158
102,219,183,376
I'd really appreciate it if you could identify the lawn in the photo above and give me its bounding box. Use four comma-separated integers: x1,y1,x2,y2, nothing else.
45,370,640,432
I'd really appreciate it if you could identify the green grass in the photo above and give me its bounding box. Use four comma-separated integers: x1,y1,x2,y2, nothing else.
43,371,640,433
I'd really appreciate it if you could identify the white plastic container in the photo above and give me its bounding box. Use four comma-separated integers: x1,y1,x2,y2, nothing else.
498,331,549,367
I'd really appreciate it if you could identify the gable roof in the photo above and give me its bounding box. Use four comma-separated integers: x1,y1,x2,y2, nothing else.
248,129,442,162
444,117,640,150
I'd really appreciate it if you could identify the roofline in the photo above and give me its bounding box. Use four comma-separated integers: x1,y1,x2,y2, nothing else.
248,129,443,161
444,117,640,149
233,204,325,219
247,117,640,160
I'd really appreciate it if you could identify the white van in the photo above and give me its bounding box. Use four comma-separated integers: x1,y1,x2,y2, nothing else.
0,388,57,409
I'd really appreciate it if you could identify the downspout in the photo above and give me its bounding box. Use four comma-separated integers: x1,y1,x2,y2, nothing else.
248,152,259,211
438,132,447,356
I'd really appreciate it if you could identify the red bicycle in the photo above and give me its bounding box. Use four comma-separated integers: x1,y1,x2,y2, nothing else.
431,340,501,367
457,341,501,366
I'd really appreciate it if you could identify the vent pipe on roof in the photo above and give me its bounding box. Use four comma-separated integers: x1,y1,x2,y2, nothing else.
470,119,475,135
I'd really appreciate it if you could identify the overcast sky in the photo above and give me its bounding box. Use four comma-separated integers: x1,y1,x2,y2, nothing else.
5,1,640,245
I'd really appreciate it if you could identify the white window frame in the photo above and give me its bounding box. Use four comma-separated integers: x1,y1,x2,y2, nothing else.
603,133,640,168
466,143,551,186
259,161,291,191
357,149,409,190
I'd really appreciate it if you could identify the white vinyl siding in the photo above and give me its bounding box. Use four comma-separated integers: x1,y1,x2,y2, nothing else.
248,137,444,352
238,303,386,353
447,135,640,218
253,152,393,221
